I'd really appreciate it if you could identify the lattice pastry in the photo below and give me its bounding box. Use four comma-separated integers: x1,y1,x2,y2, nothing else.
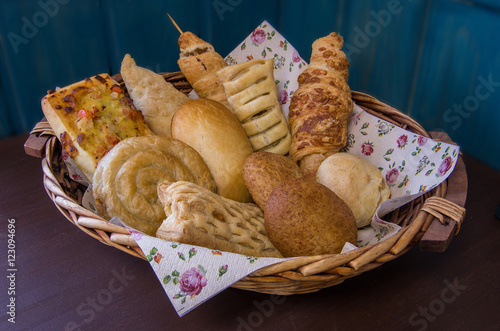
93,136,216,236
217,59,291,155
156,181,283,258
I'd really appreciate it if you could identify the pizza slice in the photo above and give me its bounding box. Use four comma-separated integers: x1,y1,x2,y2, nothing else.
41,73,153,182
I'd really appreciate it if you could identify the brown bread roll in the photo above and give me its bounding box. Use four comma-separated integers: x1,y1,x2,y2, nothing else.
171,98,253,203
264,178,357,257
242,151,301,210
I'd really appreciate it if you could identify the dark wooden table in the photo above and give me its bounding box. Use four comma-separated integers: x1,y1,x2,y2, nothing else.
1,133,499,331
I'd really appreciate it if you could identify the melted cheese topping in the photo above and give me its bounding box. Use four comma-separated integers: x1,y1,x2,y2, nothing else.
46,74,152,163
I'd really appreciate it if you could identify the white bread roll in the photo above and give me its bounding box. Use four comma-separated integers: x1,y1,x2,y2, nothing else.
316,153,391,228
171,98,253,202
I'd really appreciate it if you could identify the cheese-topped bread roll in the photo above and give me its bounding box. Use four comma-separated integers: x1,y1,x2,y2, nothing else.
289,32,353,178
92,136,216,236
41,74,153,181
217,59,292,155
120,54,190,137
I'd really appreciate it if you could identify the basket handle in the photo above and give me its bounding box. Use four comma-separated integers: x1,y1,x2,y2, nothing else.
24,118,54,158
419,131,468,252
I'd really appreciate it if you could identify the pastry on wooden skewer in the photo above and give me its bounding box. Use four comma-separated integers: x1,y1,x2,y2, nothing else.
168,14,229,107
288,32,353,178
176,31,230,108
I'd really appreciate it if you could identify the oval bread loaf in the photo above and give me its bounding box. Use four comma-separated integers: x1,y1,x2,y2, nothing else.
264,178,357,257
171,98,253,202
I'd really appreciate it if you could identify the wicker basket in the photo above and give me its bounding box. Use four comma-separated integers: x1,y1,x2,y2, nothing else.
28,72,467,295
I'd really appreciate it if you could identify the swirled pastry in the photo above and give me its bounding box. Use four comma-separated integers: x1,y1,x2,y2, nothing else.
217,59,291,155
288,32,353,178
156,181,283,258
92,136,216,236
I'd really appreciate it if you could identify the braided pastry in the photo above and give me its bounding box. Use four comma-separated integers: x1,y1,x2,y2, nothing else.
156,181,283,258
288,32,353,178
92,136,216,236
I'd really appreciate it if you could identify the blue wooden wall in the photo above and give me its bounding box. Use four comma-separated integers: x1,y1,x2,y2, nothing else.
1,0,499,171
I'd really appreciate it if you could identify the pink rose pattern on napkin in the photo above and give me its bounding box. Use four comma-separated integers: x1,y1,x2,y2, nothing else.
343,104,460,196
122,223,287,317
225,20,307,119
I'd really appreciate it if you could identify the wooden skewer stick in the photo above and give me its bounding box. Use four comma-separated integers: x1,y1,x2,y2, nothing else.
167,13,183,34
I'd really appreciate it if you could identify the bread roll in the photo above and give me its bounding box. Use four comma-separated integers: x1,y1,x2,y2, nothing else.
264,178,357,257
171,98,253,202
316,153,391,228
120,54,189,137
242,151,301,210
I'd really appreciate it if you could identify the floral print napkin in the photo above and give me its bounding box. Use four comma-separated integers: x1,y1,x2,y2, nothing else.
224,21,307,119
345,104,460,247
111,218,290,317
72,21,460,316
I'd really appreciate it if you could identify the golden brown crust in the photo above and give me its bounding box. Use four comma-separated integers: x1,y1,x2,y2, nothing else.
176,32,229,108
171,99,253,203
264,178,358,257
156,181,283,257
242,151,302,210
178,32,214,57
120,54,189,137
92,136,216,236
217,59,292,155
41,74,153,182
288,32,353,178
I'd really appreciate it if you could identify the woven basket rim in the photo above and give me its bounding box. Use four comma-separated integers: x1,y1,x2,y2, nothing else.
34,71,467,295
